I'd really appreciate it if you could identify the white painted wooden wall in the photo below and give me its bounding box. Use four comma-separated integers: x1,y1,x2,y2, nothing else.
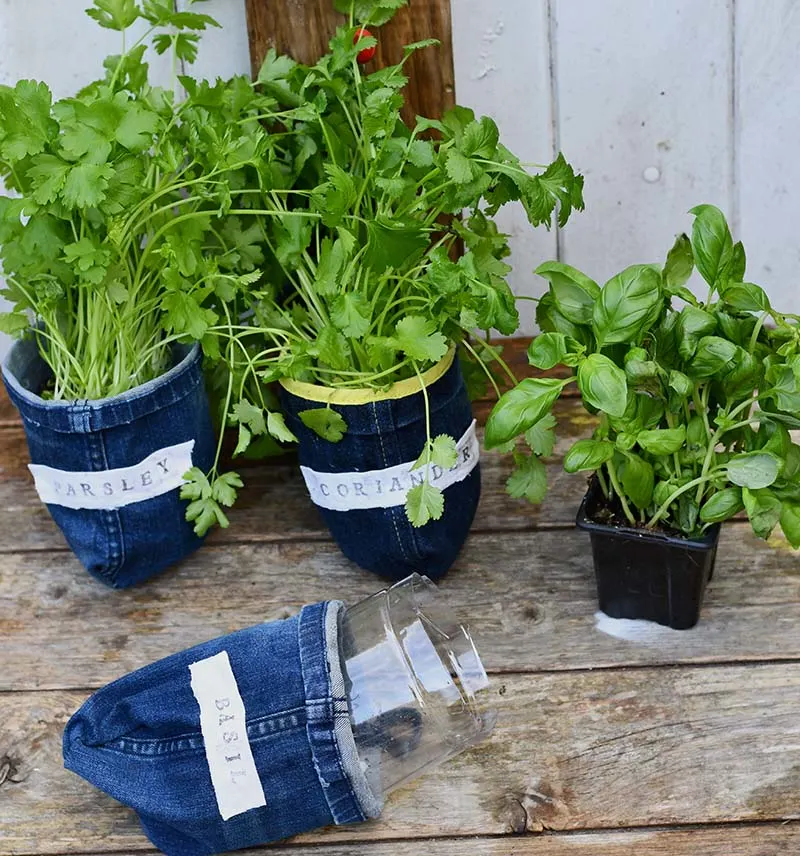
1,0,799,358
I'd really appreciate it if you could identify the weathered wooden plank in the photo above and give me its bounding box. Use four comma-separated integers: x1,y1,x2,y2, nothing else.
553,0,733,288
2,665,798,853
244,0,454,122
0,399,595,554
451,0,557,336
42,823,800,856
2,521,800,691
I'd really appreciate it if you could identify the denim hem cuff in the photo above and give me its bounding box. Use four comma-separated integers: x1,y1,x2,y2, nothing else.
299,601,382,826
2,339,203,433
323,601,383,820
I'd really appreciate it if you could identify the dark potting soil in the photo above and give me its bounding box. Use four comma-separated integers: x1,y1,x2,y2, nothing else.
583,477,690,540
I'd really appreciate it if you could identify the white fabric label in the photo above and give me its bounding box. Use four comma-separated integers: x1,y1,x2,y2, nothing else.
189,650,266,821
28,440,195,510
300,420,479,512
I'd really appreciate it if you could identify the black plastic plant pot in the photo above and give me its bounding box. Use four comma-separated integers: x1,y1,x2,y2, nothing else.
576,479,720,630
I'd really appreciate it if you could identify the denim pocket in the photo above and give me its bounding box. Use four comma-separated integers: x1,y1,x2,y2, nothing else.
280,349,481,581
2,339,215,588
63,602,381,856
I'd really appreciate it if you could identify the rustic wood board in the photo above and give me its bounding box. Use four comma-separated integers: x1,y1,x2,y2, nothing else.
2,524,799,692
244,0,455,123
3,664,799,853
54,824,800,856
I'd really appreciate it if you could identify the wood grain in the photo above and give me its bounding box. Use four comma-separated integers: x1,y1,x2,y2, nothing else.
2,523,800,692
244,0,455,122
2,665,798,853
53,824,800,856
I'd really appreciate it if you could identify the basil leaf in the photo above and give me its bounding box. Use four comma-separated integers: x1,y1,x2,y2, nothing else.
536,291,593,346
690,204,734,289
743,487,782,540
485,377,565,449
535,260,599,325
664,232,693,291
689,336,737,378
780,504,800,548
678,305,717,360
726,451,782,489
592,264,662,346
527,332,575,370
637,426,686,456
563,438,614,473
577,353,628,418
731,240,747,282
724,282,771,313
620,451,654,509
699,487,744,523
669,369,693,398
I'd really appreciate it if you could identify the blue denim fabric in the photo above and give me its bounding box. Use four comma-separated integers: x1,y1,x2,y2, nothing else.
2,338,215,588
280,353,480,581
63,601,381,856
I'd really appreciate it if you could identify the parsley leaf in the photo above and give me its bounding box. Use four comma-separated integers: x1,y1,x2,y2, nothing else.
405,482,444,527
392,315,448,363
299,408,348,442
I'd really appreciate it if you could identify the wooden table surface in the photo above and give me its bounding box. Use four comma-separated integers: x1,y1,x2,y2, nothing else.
1,340,800,855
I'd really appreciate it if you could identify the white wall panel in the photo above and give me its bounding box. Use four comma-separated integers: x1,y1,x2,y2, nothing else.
452,0,556,334
736,0,800,302
552,0,734,287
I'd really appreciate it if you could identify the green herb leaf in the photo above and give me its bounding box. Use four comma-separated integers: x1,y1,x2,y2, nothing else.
780,504,800,548
392,315,448,363
333,0,408,27
405,482,444,527
528,332,571,370
592,264,662,346
620,451,655,509
690,336,738,378
331,292,371,338
485,377,566,449
535,260,599,325
689,204,734,290
507,453,548,503
86,0,139,30
726,451,782,489
669,369,693,398
723,282,771,313
299,408,348,442
664,233,693,291
267,412,298,444
413,434,458,470
577,353,628,418
524,413,557,457
230,400,266,436
743,487,782,540
563,438,614,473
637,426,686,456
700,487,744,523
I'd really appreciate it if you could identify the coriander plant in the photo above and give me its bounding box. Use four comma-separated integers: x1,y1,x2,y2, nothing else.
486,205,800,547
201,3,584,529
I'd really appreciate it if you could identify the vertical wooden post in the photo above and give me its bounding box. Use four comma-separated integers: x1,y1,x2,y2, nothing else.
244,0,455,121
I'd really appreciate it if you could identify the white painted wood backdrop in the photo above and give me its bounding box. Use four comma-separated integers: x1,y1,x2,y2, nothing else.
1,0,798,357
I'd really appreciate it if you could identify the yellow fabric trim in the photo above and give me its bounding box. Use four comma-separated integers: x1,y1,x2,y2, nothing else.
279,346,456,405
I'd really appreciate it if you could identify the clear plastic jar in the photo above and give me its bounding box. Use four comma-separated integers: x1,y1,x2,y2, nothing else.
339,573,497,797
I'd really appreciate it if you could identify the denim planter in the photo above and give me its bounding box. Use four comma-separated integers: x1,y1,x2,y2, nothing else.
63,601,382,856
280,348,481,581
2,337,215,588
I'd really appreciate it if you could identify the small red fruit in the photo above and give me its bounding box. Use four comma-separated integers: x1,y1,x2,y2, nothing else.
353,27,376,64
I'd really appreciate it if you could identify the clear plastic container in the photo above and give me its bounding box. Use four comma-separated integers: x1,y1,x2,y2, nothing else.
340,573,497,798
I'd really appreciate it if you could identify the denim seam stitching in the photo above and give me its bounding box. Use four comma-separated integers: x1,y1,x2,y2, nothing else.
372,400,410,564
89,430,125,584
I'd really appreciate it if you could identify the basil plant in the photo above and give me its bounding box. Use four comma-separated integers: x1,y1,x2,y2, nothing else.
486,205,800,546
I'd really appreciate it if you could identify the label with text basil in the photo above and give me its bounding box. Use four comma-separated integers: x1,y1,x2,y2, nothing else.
189,650,266,821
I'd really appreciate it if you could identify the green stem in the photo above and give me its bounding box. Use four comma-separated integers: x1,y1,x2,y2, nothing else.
648,471,722,529
606,459,636,526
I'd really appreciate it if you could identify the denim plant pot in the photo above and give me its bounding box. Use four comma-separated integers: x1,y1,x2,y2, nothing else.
63,601,382,856
2,336,215,588
280,347,481,581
